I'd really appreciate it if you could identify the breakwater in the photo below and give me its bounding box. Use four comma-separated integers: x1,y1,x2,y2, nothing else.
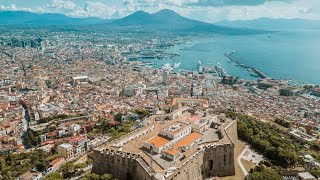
224,52,269,79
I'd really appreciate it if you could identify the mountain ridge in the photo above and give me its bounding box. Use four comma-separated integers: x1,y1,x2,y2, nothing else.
0,10,269,35
0,11,112,25
112,9,269,35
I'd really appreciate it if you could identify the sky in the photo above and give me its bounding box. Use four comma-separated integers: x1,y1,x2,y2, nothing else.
0,0,320,22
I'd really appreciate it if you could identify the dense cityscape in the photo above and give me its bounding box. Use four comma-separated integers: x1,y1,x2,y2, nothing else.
0,1,320,180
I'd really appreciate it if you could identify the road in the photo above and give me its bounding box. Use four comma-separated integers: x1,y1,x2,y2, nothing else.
238,145,249,177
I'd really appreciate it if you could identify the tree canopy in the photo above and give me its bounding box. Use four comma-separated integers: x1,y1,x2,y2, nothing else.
235,112,298,168
81,173,113,180
248,168,283,180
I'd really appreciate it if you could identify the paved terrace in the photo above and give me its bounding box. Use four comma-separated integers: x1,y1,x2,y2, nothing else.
119,113,191,154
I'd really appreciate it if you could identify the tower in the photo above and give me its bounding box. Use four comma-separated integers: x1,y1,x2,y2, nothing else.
162,70,168,85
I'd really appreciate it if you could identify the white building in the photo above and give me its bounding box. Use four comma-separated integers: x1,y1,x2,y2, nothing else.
190,115,210,133
144,135,170,154
72,76,88,86
159,121,192,140
297,172,316,180
144,121,192,154
68,124,81,135
69,135,89,156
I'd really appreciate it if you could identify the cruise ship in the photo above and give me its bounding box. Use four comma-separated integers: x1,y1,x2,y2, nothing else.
215,63,227,77
198,60,204,74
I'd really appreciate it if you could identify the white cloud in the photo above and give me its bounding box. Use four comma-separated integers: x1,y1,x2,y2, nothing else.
50,0,76,10
0,4,33,12
132,0,320,22
0,0,320,21
68,1,118,18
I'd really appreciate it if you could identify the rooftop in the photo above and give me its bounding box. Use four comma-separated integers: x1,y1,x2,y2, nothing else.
164,132,202,156
161,121,189,135
297,172,316,179
69,135,86,143
19,171,42,180
72,76,88,80
147,135,170,148
49,157,65,166
190,115,201,122
174,132,202,148
164,148,180,156
59,143,73,149
96,109,235,174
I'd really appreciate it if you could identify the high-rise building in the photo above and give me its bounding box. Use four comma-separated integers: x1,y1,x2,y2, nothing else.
162,70,168,85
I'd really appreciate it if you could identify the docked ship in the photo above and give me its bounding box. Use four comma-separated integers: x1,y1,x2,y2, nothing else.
173,63,181,69
161,63,174,71
215,63,227,77
198,60,204,74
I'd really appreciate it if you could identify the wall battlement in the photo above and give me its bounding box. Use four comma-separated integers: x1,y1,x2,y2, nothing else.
92,117,238,180
93,149,154,180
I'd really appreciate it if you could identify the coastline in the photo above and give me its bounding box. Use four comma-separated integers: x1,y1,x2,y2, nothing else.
139,31,320,85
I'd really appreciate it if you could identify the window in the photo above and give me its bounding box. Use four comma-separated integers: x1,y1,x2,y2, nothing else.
208,160,213,170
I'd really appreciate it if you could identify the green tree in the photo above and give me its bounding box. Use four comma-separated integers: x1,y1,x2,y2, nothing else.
60,162,75,178
311,169,320,178
114,113,122,122
75,162,87,169
81,173,101,180
35,160,49,172
80,173,113,180
101,173,112,180
0,156,6,171
87,132,95,140
46,172,63,180
248,168,283,180
237,114,298,168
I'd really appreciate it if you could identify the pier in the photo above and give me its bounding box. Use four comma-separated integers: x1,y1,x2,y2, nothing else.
224,52,269,79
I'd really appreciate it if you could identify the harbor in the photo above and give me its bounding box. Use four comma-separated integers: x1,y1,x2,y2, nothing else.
224,52,269,79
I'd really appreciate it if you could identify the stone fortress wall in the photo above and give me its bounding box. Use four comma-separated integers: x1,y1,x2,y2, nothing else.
92,119,237,180
164,119,237,179
92,149,154,180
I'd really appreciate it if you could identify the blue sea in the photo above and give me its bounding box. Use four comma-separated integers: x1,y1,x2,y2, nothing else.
146,29,320,85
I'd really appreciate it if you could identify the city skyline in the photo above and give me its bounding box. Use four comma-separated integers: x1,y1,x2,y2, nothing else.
0,1,319,180
0,0,320,22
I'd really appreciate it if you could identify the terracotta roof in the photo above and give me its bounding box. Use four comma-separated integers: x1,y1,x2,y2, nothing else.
147,135,170,148
108,121,118,126
190,116,201,122
69,135,85,143
50,157,65,166
162,121,190,135
164,148,180,156
40,140,55,146
174,132,202,148
1,122,10,128
19,171,42,180
164,132,202,156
